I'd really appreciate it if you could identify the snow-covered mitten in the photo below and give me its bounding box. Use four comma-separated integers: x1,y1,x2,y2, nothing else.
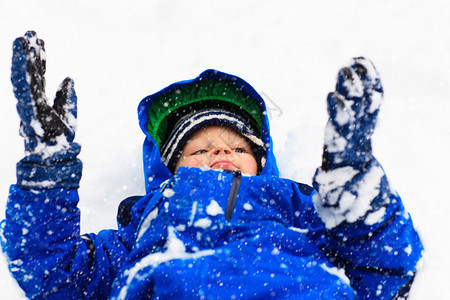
11,31,82,189
312,57,391,229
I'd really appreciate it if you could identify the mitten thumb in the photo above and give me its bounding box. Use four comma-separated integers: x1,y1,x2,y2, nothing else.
53,77,77,142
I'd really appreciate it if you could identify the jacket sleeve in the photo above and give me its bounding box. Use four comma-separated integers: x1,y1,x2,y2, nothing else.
0,184,133,299
310,159,423,299
0,148,134,299
309,58,423,298
321,191,422,299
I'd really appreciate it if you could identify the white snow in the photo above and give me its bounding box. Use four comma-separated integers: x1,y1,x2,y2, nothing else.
314,166,359,199
193,217,212,229
136,208,158,241
1,1,449,299
320,263,351,286
342,70,364,98
333,100,354,127
10,259,23,267
364,207,386,226
19,179,58,189
368,91,383,114
344,164,386,223
206,200,224,216
324,122,348,152
243,203,253,211
288,226,309,234
313,162,388,228
187,201,198,227
162,188,175,198
405,244,413,256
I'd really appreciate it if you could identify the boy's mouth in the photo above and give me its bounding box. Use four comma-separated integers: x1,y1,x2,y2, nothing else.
210,160,237,170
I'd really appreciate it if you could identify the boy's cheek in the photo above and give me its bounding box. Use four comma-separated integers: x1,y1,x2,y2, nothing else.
242,155,258,175
177,155,207,169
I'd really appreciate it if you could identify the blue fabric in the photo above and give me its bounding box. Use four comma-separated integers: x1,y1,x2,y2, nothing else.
1,69,423,299
16,143,82,190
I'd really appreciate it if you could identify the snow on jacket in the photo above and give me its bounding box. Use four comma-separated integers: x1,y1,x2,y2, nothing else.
1,70,423,299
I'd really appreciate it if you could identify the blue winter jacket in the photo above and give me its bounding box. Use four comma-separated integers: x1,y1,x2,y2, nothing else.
1,70,423,299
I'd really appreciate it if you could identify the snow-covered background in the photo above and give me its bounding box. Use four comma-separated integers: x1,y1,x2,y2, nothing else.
1,0,449,298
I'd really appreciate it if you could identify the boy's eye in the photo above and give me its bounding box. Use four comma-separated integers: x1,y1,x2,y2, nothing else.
193,149,207,155
232,148,245,153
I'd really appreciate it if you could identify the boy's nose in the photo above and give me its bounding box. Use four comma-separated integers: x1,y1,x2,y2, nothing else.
212,143,233,156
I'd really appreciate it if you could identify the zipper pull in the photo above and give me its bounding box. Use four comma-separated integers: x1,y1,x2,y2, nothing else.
225,170,242,221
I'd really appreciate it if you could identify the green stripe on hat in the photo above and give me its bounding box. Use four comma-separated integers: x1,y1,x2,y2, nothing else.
146,79,264,147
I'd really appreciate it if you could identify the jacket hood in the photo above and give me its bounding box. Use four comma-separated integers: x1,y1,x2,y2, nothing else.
138,69,279,193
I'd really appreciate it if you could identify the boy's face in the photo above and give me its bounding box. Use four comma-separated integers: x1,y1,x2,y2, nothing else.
174,126,258,175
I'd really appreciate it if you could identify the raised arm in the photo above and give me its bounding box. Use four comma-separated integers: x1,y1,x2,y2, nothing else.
312,57,423,299
0,31,125,299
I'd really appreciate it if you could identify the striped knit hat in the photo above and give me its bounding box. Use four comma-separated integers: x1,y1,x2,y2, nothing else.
161,108,266,173
139,69,269,175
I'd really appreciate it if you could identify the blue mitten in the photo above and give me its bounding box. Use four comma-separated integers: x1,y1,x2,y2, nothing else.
11,31,82,189
312,57,391,229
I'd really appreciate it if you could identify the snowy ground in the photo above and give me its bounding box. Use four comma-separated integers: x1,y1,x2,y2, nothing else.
0,1,449,299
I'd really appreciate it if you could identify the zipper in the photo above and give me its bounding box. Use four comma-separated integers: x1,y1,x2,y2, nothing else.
225,171,242,221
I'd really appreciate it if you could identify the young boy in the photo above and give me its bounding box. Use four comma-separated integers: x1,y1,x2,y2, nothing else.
1,31,423,299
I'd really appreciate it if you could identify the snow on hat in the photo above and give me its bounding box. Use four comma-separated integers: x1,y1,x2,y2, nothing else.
160,108,266,173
